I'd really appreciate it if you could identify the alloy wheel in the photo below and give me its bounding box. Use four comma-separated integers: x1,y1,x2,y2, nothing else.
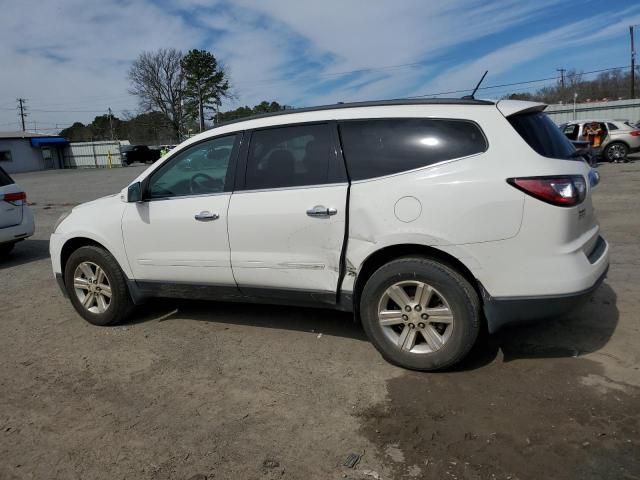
73,261,112,314
377,280,454,354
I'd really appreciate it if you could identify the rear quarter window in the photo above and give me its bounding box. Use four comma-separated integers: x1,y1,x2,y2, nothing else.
508,112,576,159
0,166,14,186
339,118,487,181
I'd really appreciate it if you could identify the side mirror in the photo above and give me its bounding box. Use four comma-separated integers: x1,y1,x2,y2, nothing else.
127,182,143,202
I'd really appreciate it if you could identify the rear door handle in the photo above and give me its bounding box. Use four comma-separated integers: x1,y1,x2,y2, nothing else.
194,211,219,221
306,205,338,217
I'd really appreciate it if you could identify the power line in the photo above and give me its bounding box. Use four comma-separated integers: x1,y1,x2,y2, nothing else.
410,65,631,98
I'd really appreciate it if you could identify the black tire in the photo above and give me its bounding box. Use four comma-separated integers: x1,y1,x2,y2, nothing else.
604,142,628,163
0,242,15,258
64,245,134,326
360,257,480,371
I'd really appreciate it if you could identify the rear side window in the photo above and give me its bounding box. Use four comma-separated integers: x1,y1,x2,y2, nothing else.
245,124,331,189
0,166,14,186
508,112,576,159
607,122,619,131
339,118,487,181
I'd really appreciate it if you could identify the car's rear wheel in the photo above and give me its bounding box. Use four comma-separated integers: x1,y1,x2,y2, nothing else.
604,142,628,162
64,245,134,326
0,242,15,258
360,257,480,371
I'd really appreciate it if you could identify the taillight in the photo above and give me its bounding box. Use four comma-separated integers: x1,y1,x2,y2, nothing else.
2,191,27,203
507,175,586,207
629,130,640,137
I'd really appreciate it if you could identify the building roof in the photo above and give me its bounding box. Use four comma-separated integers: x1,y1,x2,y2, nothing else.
0,131,52,140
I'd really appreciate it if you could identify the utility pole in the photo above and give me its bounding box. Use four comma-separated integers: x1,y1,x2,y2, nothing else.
17,98,27,131
557,68,566,89
557,68,566,103
108,107,115,141
631,26,636,99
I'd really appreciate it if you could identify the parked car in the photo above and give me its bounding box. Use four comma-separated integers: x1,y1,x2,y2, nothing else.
121,145,161,165
559,119,640,162
0,165,35,257
50,99,608,371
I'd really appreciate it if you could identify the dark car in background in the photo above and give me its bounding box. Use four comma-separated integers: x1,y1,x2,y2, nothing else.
121,145,161,165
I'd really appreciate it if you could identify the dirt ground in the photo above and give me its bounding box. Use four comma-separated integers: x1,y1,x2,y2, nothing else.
1,161,639,480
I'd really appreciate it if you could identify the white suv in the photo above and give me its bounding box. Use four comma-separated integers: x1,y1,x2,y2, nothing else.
1,165,35,257
50,99,609,371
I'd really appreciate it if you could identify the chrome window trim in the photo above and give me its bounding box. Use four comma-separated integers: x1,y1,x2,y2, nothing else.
231,182,349,195
144,191,231,202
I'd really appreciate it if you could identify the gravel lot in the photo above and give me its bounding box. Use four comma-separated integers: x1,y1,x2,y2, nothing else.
1,162,639,480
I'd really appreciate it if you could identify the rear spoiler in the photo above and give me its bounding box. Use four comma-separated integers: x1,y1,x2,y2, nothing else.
496,100,547,117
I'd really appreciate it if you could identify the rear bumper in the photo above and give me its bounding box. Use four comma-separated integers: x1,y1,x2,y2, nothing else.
0,207,35,245
482,265,608,333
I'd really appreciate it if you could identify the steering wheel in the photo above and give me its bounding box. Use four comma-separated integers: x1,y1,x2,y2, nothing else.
189,172,219,194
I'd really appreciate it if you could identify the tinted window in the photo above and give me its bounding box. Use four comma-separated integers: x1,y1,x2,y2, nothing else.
339,119,487,181
245,124,331,189
148,135,238,198
0,166,13,186
508,112,576,159
607,122,619,131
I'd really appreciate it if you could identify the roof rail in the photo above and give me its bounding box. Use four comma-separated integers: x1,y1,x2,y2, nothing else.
213,98,495,128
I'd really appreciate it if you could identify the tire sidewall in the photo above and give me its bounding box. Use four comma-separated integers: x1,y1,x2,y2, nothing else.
605,142,628,162
64,246,129,326
360,259,479,371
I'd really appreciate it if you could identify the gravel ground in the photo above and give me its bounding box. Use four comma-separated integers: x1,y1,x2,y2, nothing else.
1,161,639,480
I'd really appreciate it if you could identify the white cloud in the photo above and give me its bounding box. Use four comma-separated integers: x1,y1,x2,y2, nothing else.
1,0,637,132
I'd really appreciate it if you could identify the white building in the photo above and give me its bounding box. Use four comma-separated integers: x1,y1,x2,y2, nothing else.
0,131,69,174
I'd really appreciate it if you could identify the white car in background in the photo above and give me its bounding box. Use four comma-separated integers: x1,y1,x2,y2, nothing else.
50,99,609,371
0,166,35,257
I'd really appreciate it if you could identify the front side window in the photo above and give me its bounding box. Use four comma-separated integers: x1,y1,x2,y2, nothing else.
563,124,579,141
245,124,331,189
148,134,239,199
339,118,487,181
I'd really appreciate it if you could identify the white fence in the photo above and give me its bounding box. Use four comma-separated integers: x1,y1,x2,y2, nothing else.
63,140,130,169
546,99,640,125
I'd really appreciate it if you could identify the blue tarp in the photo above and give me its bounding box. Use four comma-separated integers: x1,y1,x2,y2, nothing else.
30,137,69,147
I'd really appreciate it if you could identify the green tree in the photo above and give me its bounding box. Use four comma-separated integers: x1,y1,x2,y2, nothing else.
217,101,288,124
181,49,231,131
59,122,92,142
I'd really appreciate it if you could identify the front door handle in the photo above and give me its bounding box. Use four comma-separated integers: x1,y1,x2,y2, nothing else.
194,211,219,221
306,205,338,217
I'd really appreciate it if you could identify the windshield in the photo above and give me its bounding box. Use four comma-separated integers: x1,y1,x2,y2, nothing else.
508,111,577,160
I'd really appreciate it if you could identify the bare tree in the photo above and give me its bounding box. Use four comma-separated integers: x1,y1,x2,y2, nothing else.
128,49,185,142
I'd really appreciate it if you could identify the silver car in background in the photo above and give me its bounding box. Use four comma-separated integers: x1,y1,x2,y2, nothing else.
0,165,35,257
559,119,640,162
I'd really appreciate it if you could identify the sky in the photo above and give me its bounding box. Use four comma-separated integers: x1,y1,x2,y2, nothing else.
1,0,640,133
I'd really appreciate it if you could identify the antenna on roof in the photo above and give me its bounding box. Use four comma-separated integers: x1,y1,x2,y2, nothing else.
462,70,488,100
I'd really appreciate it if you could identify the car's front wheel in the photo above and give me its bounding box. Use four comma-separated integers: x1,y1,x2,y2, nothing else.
360,257,480,371
64,245,134,326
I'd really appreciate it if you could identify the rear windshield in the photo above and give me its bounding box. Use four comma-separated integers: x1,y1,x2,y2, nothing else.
0,166,14,186
508,111,576,160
